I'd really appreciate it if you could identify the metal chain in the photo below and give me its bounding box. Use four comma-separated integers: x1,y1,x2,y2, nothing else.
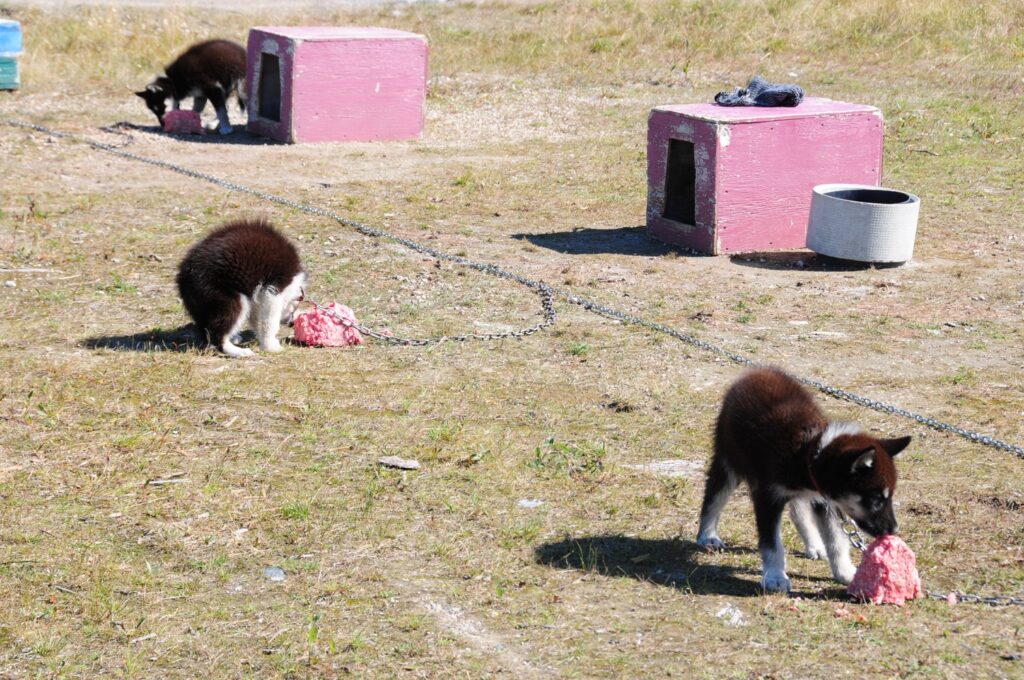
6,118,1023,458
797,376,1024,459
306,286,556,346
548,285,1024,459
5,119,557,345
839,514,866,552
7,117,1024,605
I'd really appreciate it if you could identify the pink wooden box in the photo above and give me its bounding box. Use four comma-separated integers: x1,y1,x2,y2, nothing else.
647,98,884,254
246,26,428,143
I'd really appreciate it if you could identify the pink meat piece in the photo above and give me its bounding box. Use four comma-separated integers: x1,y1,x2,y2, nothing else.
848,534,922,605
292,303,364,347
163,110,205,135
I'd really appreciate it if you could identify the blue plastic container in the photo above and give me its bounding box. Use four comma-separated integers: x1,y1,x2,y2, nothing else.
0,20,21,90
0,20,21,54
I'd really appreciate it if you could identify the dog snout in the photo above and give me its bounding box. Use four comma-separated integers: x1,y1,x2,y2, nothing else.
864,513,898,538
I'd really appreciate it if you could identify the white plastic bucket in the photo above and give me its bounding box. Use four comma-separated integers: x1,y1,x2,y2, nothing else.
806,184,920,263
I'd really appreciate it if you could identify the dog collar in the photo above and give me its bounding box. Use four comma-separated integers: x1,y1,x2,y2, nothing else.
806,430,827,498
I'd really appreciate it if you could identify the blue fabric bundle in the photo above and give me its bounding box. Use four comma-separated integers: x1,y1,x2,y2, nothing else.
714,75,804,107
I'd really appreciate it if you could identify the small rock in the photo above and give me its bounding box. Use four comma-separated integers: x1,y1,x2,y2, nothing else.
715,603,747,627
263,567,285,582
517,499,544,509
3,280,14,288
625,459,704,479
378,455,421,470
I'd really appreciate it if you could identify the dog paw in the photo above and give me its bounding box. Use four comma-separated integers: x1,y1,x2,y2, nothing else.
261,341,283,353
697,536,726,552
224,347,254,358
804,546,827,560
832,564,856,585
762,570,792,594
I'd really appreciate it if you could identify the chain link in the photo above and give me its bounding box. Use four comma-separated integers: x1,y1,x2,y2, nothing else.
839,514,866,552
7,118,1024,604
924,592,1024,607
308,284,556,346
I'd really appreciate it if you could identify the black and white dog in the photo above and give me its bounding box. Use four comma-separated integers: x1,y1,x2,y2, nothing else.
177,218,306,358
696,367,910,593
136,39,246,135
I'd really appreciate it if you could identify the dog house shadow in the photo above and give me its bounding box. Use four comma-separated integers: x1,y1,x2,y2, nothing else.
114,124,282,146
81,325,205,353
535,535,839,598
513,226,696,257
728,251,896,272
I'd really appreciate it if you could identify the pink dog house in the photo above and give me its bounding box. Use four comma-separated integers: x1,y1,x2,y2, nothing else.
647,98,884,254
246,26,428,143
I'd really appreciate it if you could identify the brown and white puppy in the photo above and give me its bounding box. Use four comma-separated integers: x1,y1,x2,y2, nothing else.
136,39,246,135
177,218,306,358
696,367,910,593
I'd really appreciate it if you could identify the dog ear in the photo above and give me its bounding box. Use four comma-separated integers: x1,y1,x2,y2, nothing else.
851,448,875,474
880,436,911,458
134,90,148,98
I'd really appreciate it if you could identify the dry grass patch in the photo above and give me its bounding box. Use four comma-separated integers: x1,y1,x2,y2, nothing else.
1,0,1023,678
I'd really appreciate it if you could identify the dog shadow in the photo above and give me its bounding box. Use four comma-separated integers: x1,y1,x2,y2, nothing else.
512,226,697,257
104,123,283,146
168,127,284,146
534,535,841,598
81,324,205,352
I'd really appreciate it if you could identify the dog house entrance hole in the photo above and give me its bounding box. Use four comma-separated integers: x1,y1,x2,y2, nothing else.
258,52,281,122
663,139,696,225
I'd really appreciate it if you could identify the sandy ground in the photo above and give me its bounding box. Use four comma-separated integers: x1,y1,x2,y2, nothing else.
4,0,450,7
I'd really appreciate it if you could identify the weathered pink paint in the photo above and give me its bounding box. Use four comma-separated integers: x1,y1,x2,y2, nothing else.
647,98,884,254
246,26,428,144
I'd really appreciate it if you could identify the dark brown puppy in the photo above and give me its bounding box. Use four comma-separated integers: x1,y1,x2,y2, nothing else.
696,367,910,593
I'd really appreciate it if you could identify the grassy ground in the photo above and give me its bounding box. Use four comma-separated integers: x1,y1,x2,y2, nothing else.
1,1,1023,677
